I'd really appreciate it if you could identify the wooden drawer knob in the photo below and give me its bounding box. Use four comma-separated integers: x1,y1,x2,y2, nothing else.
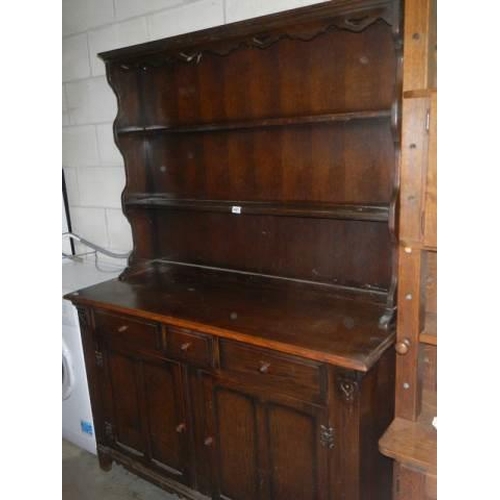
176,423,186,433
204,436,214,447
117,325,129,332
180,342,192,352
395,338,411,355
259,361,271,373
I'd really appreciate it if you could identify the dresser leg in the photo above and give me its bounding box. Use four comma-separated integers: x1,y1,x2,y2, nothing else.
98,450,113,471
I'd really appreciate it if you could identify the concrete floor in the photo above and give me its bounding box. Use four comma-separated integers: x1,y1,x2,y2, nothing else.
62,440,180,499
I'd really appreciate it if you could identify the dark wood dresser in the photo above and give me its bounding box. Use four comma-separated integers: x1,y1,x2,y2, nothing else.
65,1,406,498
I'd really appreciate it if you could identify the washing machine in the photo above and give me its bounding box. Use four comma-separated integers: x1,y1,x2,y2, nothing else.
62,258,123,454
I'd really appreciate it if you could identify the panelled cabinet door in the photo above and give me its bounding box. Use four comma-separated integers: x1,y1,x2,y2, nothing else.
264,400,329,500
101,346,191,484
103,349,147,457
142,358,190,483
202,375,329,500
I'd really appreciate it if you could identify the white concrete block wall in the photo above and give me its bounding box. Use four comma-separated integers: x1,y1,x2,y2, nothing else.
62,34,91,82
147,0,224,40
225,0,326,23
88,19,149,76
62,0,325,259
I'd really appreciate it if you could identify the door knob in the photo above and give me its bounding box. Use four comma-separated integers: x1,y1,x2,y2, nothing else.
180,342,192,352
259,361,271,373
395,338,411,355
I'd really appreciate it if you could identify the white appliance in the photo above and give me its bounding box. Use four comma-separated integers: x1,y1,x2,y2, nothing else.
62,258,123,454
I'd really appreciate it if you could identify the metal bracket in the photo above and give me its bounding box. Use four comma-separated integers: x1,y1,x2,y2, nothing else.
320,425,335,449
104,421,114,440
95,350,104,367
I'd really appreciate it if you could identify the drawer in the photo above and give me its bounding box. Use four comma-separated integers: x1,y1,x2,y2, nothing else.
219,340,325,403
166,326,213,368
94,310,161,352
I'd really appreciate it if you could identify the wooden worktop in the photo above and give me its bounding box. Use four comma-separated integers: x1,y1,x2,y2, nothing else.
65,261,394,372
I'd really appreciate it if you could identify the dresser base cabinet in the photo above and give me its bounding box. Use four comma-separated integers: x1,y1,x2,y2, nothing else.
74,303,395,500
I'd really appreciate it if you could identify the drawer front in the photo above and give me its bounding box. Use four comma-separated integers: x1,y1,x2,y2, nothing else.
219,340,325,403
94,310,161,352
166,326,213,368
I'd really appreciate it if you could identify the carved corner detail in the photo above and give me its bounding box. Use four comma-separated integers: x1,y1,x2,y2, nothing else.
104,421,114,441
337,373,360,403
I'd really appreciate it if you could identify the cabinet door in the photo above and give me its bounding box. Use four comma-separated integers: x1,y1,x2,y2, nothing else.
202,376,329,500
104,349,147,457
102,346,190,484
142,359,190,482
265,400,329,500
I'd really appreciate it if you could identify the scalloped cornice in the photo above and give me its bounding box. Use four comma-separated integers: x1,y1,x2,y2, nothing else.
100,0,396,69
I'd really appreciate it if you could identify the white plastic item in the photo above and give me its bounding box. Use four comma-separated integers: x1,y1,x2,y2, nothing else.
62,258,123,454
62,339,75,400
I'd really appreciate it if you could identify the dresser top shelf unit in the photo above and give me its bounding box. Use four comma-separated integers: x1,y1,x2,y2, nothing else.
66,261,394,372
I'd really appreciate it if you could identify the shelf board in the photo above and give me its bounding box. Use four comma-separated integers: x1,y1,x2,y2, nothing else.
403,88,437,99
116,109,392,136
423,244,437,252
379,416,437,474
124,197,390,222
420,312,437,345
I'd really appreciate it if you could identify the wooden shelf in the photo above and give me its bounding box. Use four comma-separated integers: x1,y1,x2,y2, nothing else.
116,109,392,136
124,196,390,222
379,416,437,475
403,88,437,99
420,312,437,345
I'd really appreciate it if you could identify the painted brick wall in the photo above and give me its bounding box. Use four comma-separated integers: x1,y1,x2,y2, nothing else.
62,0,324,259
